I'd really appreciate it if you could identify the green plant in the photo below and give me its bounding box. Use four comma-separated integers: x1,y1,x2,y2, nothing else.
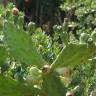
0,1,96,96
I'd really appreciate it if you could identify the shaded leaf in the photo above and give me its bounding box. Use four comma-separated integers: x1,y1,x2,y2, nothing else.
0,46,7,65
42,71,67,96
0,75,38,96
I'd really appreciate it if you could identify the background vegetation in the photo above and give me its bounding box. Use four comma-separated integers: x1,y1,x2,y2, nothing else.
0,0,96,96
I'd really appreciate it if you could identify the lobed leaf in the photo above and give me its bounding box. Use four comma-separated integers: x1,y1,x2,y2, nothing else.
3,21,46,68
51,43,96,69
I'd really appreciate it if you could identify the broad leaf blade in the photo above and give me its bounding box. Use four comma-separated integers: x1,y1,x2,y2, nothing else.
0,46,7,65
3,21,46,68
42,72,66,96
0,75,37,96
51,43,96,69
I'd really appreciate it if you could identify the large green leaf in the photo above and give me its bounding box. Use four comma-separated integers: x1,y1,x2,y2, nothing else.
51,43,96,69
42,71,66,96
0,75,38,96
0,46,7,65
3,21,46,68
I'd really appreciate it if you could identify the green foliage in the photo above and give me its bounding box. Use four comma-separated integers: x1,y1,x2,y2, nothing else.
3,21,46,68
42,71,67,96
0,46,7,65
0,75,38,96
80,33,90,43
0,0,96,96
32,28,56,64
51,43,96,69
26,66,42,84
91,30,96,42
